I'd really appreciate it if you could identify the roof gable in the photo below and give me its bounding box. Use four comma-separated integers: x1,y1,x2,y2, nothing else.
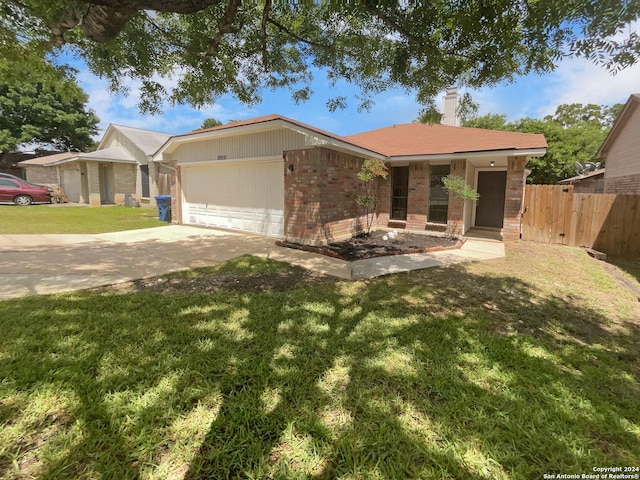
156,114,385,160
178,114,360,148
596,94,640,159
99,124,175,157
157,114,547,159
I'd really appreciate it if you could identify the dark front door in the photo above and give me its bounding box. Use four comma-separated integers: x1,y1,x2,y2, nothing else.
475,171,507,228
390,166,409,220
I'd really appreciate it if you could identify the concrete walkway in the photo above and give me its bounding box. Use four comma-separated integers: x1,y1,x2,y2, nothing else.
0,225,505,301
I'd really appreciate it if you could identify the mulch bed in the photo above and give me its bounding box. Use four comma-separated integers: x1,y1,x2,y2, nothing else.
278,230,463,261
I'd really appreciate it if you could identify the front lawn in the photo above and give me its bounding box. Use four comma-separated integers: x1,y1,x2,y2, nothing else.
0,205,165,234
0,243,638,479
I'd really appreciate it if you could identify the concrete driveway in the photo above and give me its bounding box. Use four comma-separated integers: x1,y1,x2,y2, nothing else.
0,226,347,301
0,225,505,301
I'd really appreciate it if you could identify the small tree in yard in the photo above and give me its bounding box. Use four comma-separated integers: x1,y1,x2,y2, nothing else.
442,175,479,236
356,159,388,235
442,175,479,202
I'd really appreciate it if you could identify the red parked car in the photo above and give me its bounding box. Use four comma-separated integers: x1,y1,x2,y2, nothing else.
0,177,52,205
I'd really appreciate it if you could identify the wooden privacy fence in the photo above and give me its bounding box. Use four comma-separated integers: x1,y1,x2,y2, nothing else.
521,185,640,258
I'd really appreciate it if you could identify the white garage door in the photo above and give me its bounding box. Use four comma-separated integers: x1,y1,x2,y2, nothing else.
182,160,284,237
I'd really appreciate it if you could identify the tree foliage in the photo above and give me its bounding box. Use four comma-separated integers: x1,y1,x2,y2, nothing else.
2,1,638,116
442,175,479,201
462,113,509,131
0,77,99,154
199,118,223,130
356,158,388,235
463,103,621,184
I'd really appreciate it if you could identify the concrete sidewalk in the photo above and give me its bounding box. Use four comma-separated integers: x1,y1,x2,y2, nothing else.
0,225,505,300
348,236,505,279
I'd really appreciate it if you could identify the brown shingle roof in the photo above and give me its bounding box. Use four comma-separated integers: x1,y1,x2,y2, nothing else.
177,114,547,158
19,152,78,166
344,123,547,157
188,114,287,135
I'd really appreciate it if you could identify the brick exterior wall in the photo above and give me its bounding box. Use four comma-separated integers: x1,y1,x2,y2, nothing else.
24,166,58,185
446,159,466,234
284,147,374,245
406,162,429,229
503,156,527,241
604,173,640,194
112,163,137,205
282,151,520,244
282,150,485,244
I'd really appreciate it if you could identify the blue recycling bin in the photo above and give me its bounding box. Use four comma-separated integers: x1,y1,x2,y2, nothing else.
155,195,172,222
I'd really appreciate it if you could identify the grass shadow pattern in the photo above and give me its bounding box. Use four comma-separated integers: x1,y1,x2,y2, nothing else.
0,250,639,479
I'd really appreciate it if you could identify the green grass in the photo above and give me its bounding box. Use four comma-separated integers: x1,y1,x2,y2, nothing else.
1,245,639,479
0,205,166,234
608,258,640,286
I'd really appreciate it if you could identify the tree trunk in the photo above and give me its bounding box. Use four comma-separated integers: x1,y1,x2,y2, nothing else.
54,0,225,43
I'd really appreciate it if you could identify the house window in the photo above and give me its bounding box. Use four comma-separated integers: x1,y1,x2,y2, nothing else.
390,166,409,220
140,165,150,198
428,164,450,224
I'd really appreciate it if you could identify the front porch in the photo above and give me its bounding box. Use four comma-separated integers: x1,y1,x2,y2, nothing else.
375,156,528,241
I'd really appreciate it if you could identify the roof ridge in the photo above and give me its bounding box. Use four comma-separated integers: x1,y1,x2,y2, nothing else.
109,123,175,136
346,122,544,138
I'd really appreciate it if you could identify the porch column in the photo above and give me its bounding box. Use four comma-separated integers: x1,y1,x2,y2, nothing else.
86,162,102,207
503,156,527,241
169,160,180,224
148,161,159,206
406,162,428,229
447,159,466,234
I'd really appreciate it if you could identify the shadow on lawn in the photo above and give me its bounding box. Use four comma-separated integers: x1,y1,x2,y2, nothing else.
0,263,639,479
606,257,640,286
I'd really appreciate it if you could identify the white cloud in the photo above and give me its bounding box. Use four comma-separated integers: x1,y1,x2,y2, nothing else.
76,66,252,137
369,93,419,124
535,58,640,117
470,21,640,120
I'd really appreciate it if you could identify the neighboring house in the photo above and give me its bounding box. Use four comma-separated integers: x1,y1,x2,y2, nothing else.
558,169,605,193
1,151,67,180
20,125,174,206
20,152,78,188
596,93,640,194
152,114,546,244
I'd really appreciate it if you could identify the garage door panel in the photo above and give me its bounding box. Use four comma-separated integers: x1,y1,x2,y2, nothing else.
182,161,284,237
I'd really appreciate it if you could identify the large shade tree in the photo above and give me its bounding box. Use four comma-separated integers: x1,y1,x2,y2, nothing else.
0,72,99,158
1,1,638,118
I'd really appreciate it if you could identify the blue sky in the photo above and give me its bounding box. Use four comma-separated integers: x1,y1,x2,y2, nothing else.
72,39,640,138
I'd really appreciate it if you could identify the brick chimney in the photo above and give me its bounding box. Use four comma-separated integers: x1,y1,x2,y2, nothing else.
441,87,460,127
